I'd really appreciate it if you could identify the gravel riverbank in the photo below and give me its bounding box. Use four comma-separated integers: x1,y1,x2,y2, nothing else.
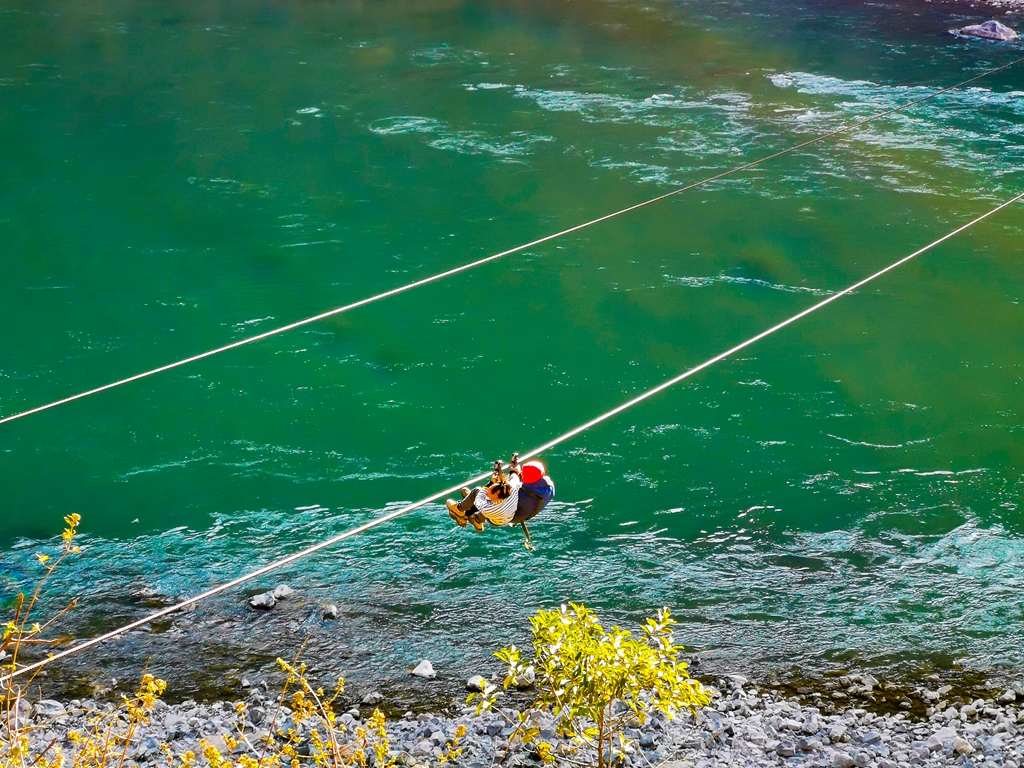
18,671,1024,767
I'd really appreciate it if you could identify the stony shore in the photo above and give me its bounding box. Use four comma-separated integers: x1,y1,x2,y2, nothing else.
18,669,1024,768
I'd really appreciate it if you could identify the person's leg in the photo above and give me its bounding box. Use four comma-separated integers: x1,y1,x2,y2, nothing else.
520,521,535,551
447,500,467,526
448,488,481,528
457,488,481,514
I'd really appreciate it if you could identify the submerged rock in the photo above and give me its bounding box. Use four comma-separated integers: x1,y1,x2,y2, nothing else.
322,604,340,620
953,20,1019,41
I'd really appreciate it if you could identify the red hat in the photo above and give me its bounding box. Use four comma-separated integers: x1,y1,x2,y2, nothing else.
522,461,545,484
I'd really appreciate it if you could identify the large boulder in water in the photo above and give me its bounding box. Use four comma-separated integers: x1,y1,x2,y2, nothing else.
953,20,1019,42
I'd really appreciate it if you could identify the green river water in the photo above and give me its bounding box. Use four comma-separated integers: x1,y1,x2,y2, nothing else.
2,0,1024,700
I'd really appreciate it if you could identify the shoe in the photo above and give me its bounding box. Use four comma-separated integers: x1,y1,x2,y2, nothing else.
460,487,470,499
446,499,467,527
468,514,484,533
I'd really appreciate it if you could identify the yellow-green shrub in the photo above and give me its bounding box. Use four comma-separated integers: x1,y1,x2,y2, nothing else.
471,602,710,768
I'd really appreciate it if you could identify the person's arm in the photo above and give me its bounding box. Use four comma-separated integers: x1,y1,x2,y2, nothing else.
507,452,522,478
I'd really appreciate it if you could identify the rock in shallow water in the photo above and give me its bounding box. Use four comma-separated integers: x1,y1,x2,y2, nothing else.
249,592,276,610
954,20,1019,41
411,660,436,679
272,584,294,601
511,666,536,690
322,604,340,620
466,675,487,692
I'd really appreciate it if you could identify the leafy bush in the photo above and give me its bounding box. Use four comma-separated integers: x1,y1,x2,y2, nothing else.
470,602,710,768
2,513,82,768
0,515,472,768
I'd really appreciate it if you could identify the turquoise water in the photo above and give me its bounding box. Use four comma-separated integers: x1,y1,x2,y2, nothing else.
2,0,1024,698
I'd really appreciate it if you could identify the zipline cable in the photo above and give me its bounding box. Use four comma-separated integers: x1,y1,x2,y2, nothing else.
4,189,1022,685
2,57,1022,428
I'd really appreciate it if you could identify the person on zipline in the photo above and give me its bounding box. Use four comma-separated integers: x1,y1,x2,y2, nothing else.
447,453,555,549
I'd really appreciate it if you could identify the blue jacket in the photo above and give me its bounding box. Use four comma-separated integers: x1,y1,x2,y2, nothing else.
512,475,555,524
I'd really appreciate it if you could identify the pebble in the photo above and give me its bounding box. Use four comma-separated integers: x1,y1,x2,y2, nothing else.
951,735,973,755
31,700,67,719
775,740,796,756
322,604,340,620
